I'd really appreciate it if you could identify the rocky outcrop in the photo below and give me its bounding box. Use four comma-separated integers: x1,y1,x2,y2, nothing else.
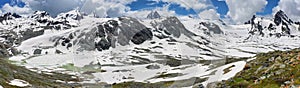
248,10,296,37
30,11,52,23
95,38,111,51
20,29,44,41
0,42,19,57
199,22,223,34
0,12,21,24
274,10,293,26
131,28,153,44
151,16,195,38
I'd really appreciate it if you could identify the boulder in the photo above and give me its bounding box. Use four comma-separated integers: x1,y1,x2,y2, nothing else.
33,49,42,55
146,64,160,69
55,49,63,54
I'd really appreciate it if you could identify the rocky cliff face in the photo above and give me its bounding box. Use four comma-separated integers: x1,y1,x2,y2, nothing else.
53,17,153,51
151,16,195,39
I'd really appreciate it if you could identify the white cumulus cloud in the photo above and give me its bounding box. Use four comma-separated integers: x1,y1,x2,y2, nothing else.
21,0,82,17
273,0,300,21
147,0,220,20
1,4,33,15
19,0,136,17
80,0,135,18
148,0,214,13
2,0,223,20
198,9,220,20
161,0,211,13
126,4,176,19
225,0,268,23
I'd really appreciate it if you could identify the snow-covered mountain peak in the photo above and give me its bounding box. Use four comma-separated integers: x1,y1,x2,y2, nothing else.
274,10,293,26
246,10,299,37
30,11,51,19
1,9,300,87
147,11,161,19
56,8,83,21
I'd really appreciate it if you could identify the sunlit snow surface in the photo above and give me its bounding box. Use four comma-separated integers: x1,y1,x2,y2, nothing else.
8,15,300,87
8,79,31,87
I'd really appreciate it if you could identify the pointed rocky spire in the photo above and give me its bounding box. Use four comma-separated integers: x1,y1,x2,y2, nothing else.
274,10,293,26
147,11,161,19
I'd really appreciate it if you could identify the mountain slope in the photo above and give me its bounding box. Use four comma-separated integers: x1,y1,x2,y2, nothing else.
216,49,300,88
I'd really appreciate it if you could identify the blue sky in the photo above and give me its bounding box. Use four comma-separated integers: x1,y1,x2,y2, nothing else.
0,0,25,7
0,0,281,19
127,0,279,17
128,0,197,15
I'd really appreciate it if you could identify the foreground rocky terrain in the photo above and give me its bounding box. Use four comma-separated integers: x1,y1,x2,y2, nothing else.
209,49,300,88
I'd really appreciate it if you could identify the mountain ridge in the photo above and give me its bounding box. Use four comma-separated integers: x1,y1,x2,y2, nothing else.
0,9,299,87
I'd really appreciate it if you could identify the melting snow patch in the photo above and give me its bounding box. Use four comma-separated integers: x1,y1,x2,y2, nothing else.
8,79,30,87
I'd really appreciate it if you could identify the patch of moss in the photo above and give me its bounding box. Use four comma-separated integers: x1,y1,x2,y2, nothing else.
60,63,106,73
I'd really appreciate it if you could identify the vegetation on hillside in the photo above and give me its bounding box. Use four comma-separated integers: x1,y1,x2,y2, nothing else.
219,49,300,88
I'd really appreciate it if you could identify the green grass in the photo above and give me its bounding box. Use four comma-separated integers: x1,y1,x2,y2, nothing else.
60,63,106,73
224,49,300,88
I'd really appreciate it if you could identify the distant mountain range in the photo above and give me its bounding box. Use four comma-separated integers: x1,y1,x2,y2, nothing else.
0,9,299,87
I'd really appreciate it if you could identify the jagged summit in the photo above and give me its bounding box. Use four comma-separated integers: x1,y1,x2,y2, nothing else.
247,10,298,37
147,11,161,19
274,10,293,25
30,11,51,19
56,8,83,20
0,12,22,24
